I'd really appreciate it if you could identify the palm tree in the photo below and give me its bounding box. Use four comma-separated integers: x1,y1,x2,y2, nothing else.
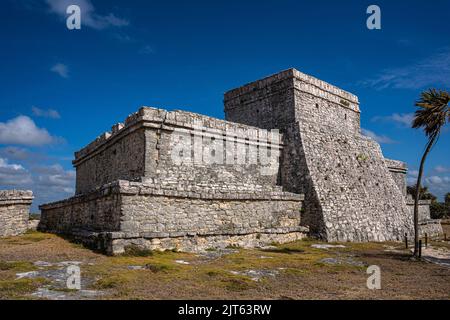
412,89,450,258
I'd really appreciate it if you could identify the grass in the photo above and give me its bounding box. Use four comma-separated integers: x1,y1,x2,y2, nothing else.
221,277,256,292
0,261,36,272
144,263,173,273
0,231,449,299
94,272,137,290
261,247,305,254
122,245,154,257
0,278,49,299
3,231,54,245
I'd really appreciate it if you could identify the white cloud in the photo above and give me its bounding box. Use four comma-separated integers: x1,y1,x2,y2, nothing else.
0,159,76,211
112,32,134,42
361,128,397,144
0,116,60,146
406,169,419,185
0,158,32,185
0,146,30,161
424,175,450,200
51,63,69,78
434,165,450,174
32,106,61,119
360,47,450,90
139,45,154,55
372,113,414,127
33,164,75,194
409,170,419,178
427,176,444,184
407,170,450,201
46,0,129,30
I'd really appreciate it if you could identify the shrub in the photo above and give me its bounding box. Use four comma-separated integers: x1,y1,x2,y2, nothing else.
122,245,153,257
430,202,450,219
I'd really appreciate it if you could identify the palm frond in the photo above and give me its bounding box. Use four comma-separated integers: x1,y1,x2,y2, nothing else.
412,89,450,138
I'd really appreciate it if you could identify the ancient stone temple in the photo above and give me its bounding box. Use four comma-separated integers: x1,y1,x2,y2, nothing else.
39,69,440,254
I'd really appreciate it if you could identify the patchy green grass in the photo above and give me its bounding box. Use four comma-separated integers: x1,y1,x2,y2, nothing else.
0,261,36,272
0,278,49,299
94,272,137,290
144,263,173,273
122,245,154,257
2,231,54,245
221,277,257,292
261,247,305,254
1,232,450,299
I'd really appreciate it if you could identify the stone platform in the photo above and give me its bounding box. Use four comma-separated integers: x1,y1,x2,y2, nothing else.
39,180,307,255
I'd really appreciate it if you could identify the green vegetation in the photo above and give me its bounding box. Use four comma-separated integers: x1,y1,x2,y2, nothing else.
430,202,450,219
0,278,49,299
407,185,437,202
0,261,36,272
29,213,41,221
122,245,153,257
407,185,450,219
357,153,368,162
340,99,350,107
144,263,173,273
4,231,53,245
0,231,449,299
411,89,450,257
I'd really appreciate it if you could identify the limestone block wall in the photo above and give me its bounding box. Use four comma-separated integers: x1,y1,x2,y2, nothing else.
385,159,408,196
293,122,413,241
405,196,432,222
150,109,282,188
224,71,296,129
405,197,443,237
74,107,284,196
224,69,360,134
224,68,413,241
38,187,122,233
0,190,33,237
74,128,146,195
40,180,305,254
120,189,302,236
291,71,360,135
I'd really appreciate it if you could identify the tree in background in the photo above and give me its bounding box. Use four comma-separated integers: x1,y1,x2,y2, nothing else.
407,185,437,202
434,192,450,219
407,185,449,219
411,89,450,258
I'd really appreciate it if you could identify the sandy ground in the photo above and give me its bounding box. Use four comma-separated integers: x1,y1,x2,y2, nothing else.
0,231,449,300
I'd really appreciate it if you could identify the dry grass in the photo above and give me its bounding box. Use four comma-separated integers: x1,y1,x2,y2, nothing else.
0,232,449,300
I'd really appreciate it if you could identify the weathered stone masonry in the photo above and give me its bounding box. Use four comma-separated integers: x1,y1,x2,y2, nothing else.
0,190,33,237
224,69,416,242
40,107,306,254
39,68,441,254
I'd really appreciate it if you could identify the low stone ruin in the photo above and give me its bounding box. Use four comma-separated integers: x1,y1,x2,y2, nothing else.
0,190,34,237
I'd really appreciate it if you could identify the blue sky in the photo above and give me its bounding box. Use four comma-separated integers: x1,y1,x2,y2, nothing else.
0,0,449,211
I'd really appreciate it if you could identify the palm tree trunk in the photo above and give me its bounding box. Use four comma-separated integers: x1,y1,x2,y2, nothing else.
413,135,436,257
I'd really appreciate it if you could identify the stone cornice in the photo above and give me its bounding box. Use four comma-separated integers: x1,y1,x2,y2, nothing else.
0,190,34,205
39,180,304,210
73,107,285,166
